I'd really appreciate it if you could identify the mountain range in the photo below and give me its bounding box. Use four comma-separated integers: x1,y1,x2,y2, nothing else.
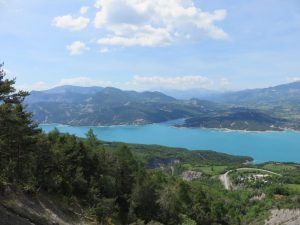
26,85,219,126
25,81,300,131
206,81,300,119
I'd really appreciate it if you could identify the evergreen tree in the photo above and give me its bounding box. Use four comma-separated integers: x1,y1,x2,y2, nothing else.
0,63,40,184
115,145,138,224
85,128,101,148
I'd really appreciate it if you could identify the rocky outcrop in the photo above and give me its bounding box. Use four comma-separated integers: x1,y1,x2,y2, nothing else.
265,209,300,225
0,185,89,225
181,171,203,181
147,157,181,168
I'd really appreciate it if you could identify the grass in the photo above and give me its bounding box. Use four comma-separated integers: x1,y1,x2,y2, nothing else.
197,165,228,175
285,184,300,194
262,163,298,172
180,164,228,175
177,163,228,176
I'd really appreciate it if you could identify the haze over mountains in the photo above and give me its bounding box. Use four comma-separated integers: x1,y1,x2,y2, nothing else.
25,81,300,131
207,81,300,107
27,85,219,126
156,88,222,100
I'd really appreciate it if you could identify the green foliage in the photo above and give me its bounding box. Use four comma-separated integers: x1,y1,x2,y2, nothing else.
180,215,197,225
105,142,253,166
1,65,300,225
0,64,40,184
184,109,286,131
266,185,290,197
85,128,101,148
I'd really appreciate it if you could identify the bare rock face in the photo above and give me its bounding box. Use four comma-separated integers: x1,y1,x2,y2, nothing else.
181,171,202,181
148,158,180,169
265,209,300,225
0,186,85,225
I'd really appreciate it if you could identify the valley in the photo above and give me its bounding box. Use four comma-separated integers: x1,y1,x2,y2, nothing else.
1,64,300,225
26,81,300,131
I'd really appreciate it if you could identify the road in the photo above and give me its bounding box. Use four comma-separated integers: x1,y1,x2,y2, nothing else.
219,168,281,190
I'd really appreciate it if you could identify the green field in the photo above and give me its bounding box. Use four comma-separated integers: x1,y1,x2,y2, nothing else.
196,165,228,175
262,163,298,172
179,164,228,175
285,184,300,193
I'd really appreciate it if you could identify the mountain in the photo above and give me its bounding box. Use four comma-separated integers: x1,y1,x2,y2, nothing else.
156,88,222,100
26,86,220,126
43,85,104,94
208,81,300,118
181,108,287,131
24,85,293,131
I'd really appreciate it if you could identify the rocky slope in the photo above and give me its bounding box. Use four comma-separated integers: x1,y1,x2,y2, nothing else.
0,185,90,225
265,209,300,225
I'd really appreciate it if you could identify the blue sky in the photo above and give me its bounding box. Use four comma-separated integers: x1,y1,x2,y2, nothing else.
1,0,300,91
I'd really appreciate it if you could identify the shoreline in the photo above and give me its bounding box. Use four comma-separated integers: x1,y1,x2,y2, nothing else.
39,122,300,134
172,126,300,133
38,123,300,164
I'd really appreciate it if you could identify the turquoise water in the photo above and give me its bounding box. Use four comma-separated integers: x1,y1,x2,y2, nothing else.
40,123,300,163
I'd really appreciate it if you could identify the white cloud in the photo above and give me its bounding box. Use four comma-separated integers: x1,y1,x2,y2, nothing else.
128,75,214,90
58,77,114,87
22,75,219,91
94,0,228,47
18,78,114,91
97,25,172,47
53,15,90,31
287,77,300,82
80,6,89,15
66,41,89,55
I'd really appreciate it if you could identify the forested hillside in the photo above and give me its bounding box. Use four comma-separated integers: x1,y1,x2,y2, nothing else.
1,64,300,225
208,81,300,122
26,86,218,126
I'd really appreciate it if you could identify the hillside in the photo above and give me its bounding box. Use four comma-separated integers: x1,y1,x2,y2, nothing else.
208,81,300,121
25,85,294,131
25,86,221,126
181,108,287,131
104,142,253,166
1,68,300,225
0,187,85,225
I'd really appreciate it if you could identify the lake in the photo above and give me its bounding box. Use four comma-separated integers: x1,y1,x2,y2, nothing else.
40,123,300,163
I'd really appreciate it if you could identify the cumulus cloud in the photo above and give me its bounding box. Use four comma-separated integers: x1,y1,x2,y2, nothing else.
97,25,172,47
66,41,89,55
94,0,228,47
80,6,89,15
53,15,90,31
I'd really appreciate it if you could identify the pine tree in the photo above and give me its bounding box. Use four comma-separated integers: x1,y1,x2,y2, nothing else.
0,63,40,184
85,128,101,148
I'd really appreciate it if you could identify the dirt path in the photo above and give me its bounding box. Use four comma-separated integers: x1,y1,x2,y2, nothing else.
219,168,281,190
220,171,232,190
